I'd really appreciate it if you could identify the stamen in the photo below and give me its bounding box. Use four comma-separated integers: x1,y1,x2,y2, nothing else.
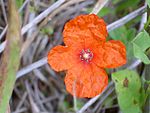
80,49,93,63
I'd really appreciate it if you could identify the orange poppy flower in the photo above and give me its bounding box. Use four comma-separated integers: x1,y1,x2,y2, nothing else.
48,14,126,98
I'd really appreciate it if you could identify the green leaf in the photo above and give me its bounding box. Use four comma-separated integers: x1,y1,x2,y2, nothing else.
132,31,150,51
109,26,128,44
40,27,54,35
112,0,120,4
146,0,150,8
16,0,24,9
29,5,36,12
86,7,113,17
116,0,140,12
143,65,150,84
109,26,136,44
97,7,112,17
127,29,136,42
76,99,84,109
112,70,145,113
132,31,150,64
133,44,150,64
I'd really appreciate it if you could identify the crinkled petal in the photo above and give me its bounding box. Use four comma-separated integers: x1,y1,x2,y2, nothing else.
63,30,92,46
65,63,108,98
63,14,107,46
47,46,74,71
93,40,126,68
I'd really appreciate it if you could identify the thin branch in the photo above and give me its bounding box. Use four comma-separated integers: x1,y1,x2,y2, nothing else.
73,80,78,112
138,3,147,32
90,0,110,14
93,87,115,112
139,12,147,32
21,0,66,35
0,26,4,30
0,0,65,40
0,0,29,41
0,41,6,53
0,25,8,40
40,0,86,26
0,0,66,55
0,0,8,23
16,57,47,79
77,82,114,113
18,0,30,13
107,5,146,32
127,59,142,69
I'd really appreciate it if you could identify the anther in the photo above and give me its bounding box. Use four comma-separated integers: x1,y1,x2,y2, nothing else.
79,49,93,63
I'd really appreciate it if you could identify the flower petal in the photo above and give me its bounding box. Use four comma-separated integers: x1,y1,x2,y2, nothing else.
65,63,108,98
63,14,107,46
47,46,74,71
93,40,126,68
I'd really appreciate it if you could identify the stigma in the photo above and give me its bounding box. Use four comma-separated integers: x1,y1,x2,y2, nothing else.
80,49,93,63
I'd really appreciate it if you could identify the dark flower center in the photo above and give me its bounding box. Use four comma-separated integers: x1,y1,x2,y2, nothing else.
80,49,93,63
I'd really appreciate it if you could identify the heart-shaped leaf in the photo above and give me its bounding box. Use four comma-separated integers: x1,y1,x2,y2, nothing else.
112,70,145,113
132,30,150,64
